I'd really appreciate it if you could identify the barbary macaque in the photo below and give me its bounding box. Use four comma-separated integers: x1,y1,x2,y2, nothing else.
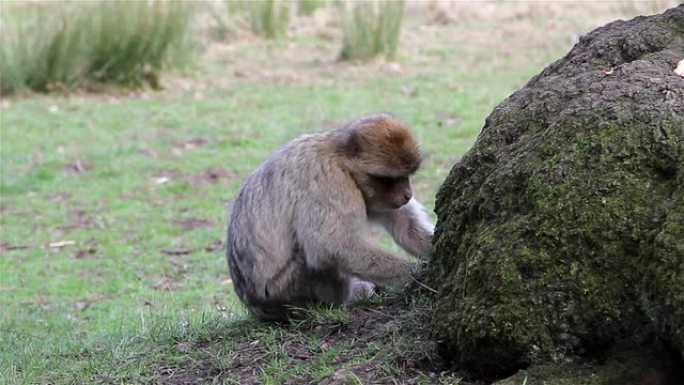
227,113,434,321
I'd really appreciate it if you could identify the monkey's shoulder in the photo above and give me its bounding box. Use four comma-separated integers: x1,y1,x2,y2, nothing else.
255,135,333,177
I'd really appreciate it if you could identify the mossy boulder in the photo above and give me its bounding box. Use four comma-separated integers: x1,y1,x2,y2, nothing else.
428,5,684,376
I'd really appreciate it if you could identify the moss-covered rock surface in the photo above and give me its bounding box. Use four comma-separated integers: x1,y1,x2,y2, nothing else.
429,5,684,377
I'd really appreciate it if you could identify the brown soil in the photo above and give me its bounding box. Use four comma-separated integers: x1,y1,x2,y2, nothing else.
152,294,483,385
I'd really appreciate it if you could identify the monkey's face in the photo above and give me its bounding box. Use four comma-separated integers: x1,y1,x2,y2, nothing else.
360,173,414,212
335,113,423,212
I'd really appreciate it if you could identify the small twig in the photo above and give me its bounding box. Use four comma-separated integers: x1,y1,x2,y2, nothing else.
363,306,390,318
49,240,76,248
410,275,439,294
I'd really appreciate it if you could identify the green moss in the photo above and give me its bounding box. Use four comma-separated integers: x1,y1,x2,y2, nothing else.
642,186,684,354
428,5,684,375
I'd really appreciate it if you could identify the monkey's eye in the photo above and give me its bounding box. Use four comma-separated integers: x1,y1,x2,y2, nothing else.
370,175,404,187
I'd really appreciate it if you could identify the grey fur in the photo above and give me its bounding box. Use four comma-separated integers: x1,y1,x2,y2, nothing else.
226,115,434,321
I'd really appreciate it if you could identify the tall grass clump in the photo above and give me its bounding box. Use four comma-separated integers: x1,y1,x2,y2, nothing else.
0,3,88,95
339,0,405,61
85,1,193,86
297,0,325,16
0,1,194,96
245,0,291,39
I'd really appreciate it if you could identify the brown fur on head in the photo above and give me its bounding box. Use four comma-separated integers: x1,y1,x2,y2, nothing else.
333,113,423,211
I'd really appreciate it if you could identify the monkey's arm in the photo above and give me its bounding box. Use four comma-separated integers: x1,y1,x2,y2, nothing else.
335,239,419,288
297,203,418,288
372,198,434,259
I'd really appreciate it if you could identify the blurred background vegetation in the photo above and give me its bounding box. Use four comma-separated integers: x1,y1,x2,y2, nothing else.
0,1,193,95
1,0,415,95
2,0,674,95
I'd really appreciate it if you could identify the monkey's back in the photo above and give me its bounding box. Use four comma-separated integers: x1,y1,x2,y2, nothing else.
227,134,340,318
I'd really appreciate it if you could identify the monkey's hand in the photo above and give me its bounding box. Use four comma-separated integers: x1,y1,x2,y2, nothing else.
372,199,435,260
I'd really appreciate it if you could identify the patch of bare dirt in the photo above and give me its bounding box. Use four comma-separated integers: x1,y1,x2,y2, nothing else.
150,166,237,187
188,166,237,186
72,294,114,312
180,137,210,150
57,207,96,232
139,149,159,158
160,247,194,256
69,208,93,228
150,275,182,292
174,218,214,232
47,192,72,202
152,290,480,385
158,239,224,258
0,242,31,251
169,137,215,157
73,245,98,260
204,239,224,253
152,367,222,385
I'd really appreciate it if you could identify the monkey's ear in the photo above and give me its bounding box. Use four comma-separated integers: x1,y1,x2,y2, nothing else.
340,130,362,158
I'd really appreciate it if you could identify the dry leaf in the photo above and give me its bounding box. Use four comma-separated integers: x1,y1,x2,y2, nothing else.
139,149,158,158
183,137,209,149
74,247,97,259
174,218,213,231
48,192,72,202
205,239,224,252
189,166,235,186
161,247,193,255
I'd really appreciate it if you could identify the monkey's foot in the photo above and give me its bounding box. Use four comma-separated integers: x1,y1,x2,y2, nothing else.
346,278,376,303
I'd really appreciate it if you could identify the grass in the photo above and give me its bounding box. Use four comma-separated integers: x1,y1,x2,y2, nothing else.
1,2,672,384
0,1,194,95
0,68,504,385
245,0,291,39
0,78,491,384
298,0,326,16
339,0,405,61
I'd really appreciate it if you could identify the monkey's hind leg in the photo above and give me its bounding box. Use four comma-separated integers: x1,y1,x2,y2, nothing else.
311,275,375,305
345,277,376,304
310,272,348,305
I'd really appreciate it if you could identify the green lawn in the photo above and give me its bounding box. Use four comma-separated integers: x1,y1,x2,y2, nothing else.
0,3,667,383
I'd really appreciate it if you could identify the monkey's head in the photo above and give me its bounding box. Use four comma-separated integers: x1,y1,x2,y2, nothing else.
335,113,423,212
